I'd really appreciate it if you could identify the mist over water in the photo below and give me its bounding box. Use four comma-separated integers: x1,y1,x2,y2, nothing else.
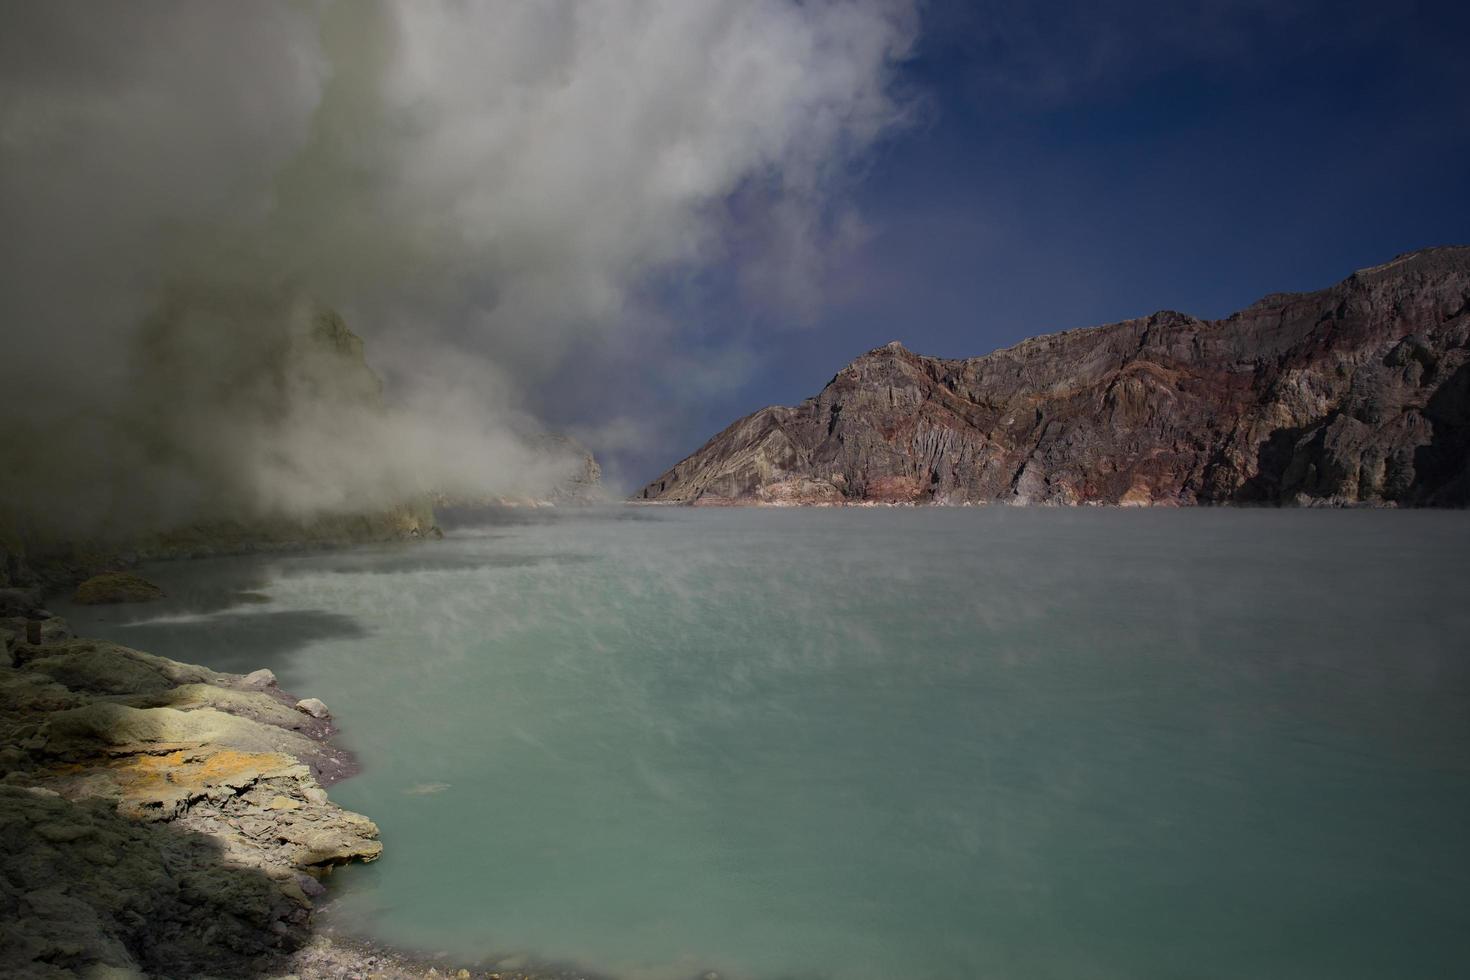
63,509,1470,979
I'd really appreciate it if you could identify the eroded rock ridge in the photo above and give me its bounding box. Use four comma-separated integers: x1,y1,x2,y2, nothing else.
639,247,1470,506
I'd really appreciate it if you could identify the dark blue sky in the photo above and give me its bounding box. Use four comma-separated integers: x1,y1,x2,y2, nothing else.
543,0,1470,489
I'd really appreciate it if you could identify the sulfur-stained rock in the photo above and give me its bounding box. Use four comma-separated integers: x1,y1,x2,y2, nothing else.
126,683,313,731
42,702,322,760
1,612,382,977
0,785,304,977
288,815,383,867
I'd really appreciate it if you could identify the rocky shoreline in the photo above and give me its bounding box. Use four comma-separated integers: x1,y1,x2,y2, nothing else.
1,585,595,980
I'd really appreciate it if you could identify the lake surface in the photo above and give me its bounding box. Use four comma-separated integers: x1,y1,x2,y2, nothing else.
62,508,1470,979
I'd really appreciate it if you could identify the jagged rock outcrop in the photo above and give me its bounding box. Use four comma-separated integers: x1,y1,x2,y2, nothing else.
2,306,444,594
639,246,1470,507
539,433,607,505
433,432,607,514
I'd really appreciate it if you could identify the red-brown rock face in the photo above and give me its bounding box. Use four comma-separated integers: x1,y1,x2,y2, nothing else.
638,247,1470,507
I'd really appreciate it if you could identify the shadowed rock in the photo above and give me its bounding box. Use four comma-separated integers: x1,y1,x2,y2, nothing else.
0,785,305,978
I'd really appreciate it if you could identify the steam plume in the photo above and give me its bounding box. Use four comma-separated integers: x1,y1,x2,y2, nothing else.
0,0,916,537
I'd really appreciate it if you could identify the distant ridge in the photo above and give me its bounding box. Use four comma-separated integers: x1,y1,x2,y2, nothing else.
638,246,1470,507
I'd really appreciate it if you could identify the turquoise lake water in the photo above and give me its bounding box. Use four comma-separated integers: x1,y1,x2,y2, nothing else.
63,508,1470,979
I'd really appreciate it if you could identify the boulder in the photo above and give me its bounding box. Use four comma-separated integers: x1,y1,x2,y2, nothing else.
293,698,330,720
72,573,165,605
243,668,278,687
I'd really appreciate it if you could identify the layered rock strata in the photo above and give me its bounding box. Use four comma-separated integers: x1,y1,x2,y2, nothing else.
1,591,380,978
638,246,1470,507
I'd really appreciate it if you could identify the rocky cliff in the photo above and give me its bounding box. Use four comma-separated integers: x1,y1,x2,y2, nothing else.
1,304,446,593
638,246,1470,507
538,433,607,505
432,434,606,516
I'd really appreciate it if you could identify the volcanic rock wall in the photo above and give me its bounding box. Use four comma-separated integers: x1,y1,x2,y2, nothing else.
639,247,1470,507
